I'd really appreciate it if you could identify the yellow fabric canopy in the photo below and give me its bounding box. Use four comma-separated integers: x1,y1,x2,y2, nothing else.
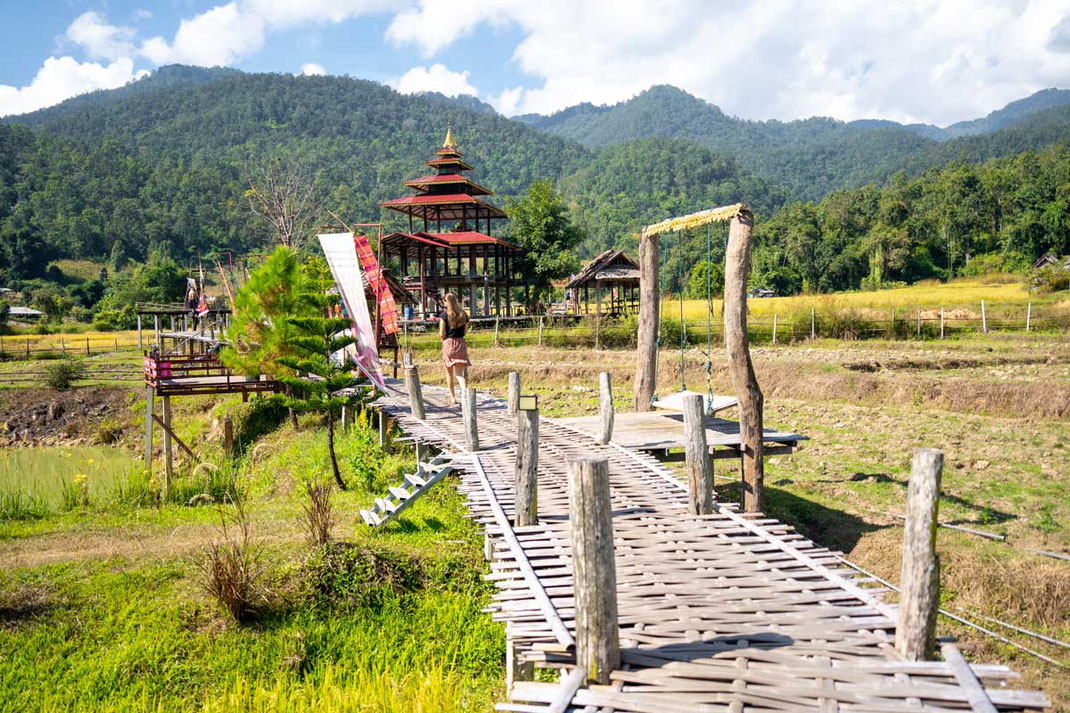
640,203,745,239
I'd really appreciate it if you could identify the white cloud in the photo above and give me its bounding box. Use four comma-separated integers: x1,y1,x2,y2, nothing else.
385,0,1070,126
390,63,478,97
132,9,153,21
66,11,137,61
0,56,146,117
140,0,394,67
301,62,327,76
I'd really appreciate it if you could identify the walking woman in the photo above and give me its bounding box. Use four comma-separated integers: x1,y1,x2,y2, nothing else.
439,293,471,405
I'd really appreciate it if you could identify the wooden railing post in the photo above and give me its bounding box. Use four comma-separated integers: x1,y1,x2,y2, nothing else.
507,371,520,414
772,314,778,344
568,457,620,684
598,372,614,445
538,315,544,346
1026,302,1032,332
896,447,943,661
405,365,426,420
981,300,987,333
723,208,765,513
462,387,479,451
634,229,659,411
514,405,539,527
223,414,234,456
682,393,713,515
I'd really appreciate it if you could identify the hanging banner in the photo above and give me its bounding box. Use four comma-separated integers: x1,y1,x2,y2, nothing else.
317,232,385,391
353,233,399,335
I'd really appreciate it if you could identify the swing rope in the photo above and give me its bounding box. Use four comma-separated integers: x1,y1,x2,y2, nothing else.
705,222,714,414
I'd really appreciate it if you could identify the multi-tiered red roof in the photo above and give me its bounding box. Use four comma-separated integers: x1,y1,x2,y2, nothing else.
380,127,508,239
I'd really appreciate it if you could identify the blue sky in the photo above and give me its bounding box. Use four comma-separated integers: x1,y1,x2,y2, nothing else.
2,1,1069,122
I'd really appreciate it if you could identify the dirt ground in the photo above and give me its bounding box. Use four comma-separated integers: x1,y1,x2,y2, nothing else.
0,385,136,447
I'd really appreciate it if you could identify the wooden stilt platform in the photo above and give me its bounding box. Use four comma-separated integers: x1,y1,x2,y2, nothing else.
374,380,1048,712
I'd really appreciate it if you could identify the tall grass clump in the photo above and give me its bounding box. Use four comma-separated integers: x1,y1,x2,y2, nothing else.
0,488,49,520
198,499,265,622
43,357,87,390
302,479,334,547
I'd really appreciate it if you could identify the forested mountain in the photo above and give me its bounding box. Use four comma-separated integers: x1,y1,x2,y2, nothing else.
1,66,1068,315
518,85,1070,200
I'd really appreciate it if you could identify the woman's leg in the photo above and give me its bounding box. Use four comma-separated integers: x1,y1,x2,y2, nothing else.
446,364,457,403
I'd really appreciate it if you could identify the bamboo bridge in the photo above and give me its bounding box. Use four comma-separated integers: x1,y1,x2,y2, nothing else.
373,379,1048,713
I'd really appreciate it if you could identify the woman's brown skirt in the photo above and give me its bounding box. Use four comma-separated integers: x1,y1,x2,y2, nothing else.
441,337,471,368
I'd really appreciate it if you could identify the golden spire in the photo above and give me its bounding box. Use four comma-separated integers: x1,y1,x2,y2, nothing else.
443,123,457,150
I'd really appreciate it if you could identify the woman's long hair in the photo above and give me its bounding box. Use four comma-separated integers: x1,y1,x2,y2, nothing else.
444,292,469,330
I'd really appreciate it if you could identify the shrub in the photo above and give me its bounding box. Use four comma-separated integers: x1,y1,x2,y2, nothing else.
301,479,334,547
197,500,265,622
43,358,87,390
1031,265,1070,294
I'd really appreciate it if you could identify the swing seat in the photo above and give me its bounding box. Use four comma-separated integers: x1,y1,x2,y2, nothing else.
652,390,737,415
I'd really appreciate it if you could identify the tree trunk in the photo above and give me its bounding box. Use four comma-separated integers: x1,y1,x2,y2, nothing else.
288,385,299,430
327,413,346,490
723,208,764,513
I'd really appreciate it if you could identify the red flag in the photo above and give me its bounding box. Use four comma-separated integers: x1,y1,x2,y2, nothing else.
353,233,399,335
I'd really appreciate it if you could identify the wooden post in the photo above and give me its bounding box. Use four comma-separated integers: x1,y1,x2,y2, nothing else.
137,314,143,351
162,395,172,495
634,229,659,411
723,208,765,513
940,308,945,339
682,393,713,515
507,371,520,414
981,300,987,333
143,386,154,475
341,405,349,432
506,631,535,694
1026,302,1032,332
537,315,544,346
405,365,426,420
494,317,500,347
568,457,620,685
378,409,390,452
85,337,90,356
153,315,160,349
916,309,921,337
598,372,614,445
223,415,234,455
595,285,602,350
772,313,778,344
514,407,539,527
61,338,66,355
810,307,816,340
896,448,943,661
462,387,479,452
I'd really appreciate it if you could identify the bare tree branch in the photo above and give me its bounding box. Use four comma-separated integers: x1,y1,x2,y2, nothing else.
244,158,322,250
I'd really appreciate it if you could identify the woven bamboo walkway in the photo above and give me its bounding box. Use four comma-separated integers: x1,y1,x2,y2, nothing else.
375,382,1048,712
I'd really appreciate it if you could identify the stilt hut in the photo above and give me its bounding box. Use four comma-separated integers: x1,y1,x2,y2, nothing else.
564,249,641,316
379,128,525,318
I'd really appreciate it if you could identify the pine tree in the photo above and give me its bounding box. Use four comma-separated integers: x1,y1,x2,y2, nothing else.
275,256,371,490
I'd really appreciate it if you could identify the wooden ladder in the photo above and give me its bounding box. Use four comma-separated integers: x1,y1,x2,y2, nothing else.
359,453,455,527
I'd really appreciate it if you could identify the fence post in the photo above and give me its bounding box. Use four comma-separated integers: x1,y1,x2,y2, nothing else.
896,448,943,661
61,338,66,355
916,309,921,337
143,386,154,475
1026,302,1031,332
378,409,390,452
810,308,815,340
981,300,987,334
537,315,544,346
568,457,620,685
137,314,143,351
682,393,713,515
940,308,945,339
507,371,520,414
515,405,539,527
404,365,426,420
86,337,90,356
461,386,479,452
224,414,234,456
494,317,500,347
598,372,614,445
26,340,30,359
772,314,778,345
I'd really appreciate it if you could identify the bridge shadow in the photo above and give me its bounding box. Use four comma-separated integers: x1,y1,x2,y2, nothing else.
843,471,1015,524
622,632,795,665
716,480,887,553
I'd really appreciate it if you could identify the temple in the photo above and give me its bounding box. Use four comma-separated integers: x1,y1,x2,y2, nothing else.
380,128,524,318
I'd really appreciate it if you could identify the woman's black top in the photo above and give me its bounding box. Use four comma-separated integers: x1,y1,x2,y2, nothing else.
440,311,467,339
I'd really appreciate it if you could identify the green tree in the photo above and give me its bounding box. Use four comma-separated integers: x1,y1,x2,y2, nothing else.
275,257,370,490
505,179,585,311
685,260,724,299
221,246,306,378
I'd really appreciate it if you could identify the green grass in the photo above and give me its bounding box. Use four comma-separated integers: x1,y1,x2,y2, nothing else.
0,409,504,712
0,446,140,514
